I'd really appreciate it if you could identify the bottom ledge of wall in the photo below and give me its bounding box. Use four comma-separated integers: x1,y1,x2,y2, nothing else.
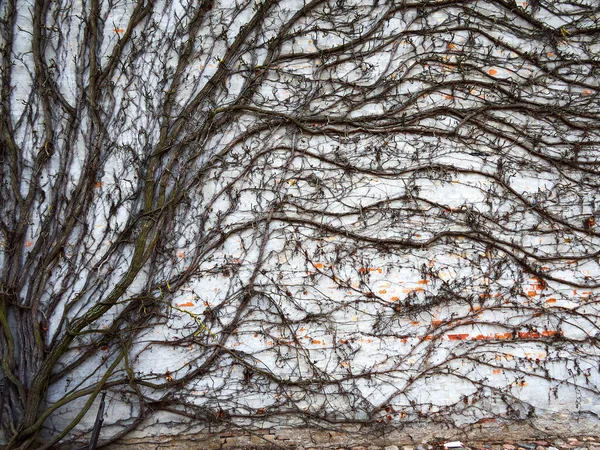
103,415,600,450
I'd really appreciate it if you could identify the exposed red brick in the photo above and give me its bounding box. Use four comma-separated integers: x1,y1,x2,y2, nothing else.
448,333,469,340
359,267,383,274
530,277,546,290
176,301,195,307
541,330,561,337
518,331,540,339
472,334,490,340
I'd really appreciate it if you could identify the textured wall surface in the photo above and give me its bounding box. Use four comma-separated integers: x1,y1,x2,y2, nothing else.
1,0,599,448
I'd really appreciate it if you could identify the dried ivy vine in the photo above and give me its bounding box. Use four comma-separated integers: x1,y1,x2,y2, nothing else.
1,0,599,449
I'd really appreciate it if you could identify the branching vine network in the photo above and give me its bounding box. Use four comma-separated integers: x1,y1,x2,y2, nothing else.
1,0,599,448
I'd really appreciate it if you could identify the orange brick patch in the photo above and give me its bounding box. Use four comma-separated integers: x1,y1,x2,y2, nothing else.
530,277,546,290
359,267,382,274
472,334,489,340
495,332,512,339
541,330,562,337
518,331,540,339
448,333,469,340
176,301,195,307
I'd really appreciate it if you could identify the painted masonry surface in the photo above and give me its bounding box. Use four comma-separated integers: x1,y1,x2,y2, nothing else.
0,0,599,447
